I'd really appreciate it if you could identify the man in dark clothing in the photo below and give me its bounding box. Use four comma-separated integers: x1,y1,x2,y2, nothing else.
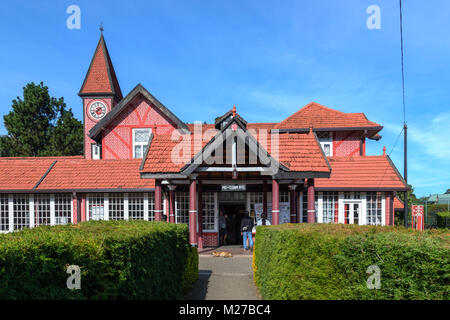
240,212,254,250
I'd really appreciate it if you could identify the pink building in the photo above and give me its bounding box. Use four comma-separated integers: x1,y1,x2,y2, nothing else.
0,34,408,247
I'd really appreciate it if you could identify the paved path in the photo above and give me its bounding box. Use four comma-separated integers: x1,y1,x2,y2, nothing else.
185,249,261,300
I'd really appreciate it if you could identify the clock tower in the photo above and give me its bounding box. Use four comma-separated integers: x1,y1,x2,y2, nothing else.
78,32,123,159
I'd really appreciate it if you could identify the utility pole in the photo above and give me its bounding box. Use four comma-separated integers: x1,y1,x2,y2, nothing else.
404,122,408,227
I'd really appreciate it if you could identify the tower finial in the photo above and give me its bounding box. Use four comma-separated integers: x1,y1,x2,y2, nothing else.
232,105,236,117
100,22,104,33
383,146,386,156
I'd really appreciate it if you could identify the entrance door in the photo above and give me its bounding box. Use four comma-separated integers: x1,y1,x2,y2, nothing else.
220,204,246,245
343,202,361,225
218,192,247,246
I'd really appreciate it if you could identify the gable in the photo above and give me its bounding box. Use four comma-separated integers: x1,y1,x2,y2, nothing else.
101,94,180,159
89,84,189,141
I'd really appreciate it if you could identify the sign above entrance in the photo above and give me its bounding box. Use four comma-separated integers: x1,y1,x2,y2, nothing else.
221,184,246,192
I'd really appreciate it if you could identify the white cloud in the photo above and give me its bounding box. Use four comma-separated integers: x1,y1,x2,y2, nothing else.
408,112,450,160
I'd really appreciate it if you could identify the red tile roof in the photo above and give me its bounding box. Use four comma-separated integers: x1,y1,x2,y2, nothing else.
0,158,56,191
79,34,122,99
0,158,154,192
394,196,404,210
38,159,154,190
274,102,381,130
277,132,330,172
141,128,330,174
315,155,408,190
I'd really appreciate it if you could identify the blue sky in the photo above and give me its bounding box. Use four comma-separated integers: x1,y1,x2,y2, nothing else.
0,0,449,197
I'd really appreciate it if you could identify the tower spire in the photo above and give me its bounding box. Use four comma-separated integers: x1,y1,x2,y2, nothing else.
78,32,122,101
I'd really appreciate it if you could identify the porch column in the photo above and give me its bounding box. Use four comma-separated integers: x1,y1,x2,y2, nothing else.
155,180,162,221
81,195,86,222
72,192,78,224
189,175,198,246
263,179,268,215
307,178,316,223
289,185,297,223
168,185,176,223
272,178,280,225
197,180,203,249
390,192,395,226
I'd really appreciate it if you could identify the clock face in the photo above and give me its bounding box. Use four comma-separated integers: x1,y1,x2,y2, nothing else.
88,101,107,120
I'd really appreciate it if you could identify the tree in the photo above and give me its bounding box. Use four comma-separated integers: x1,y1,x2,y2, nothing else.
0,82,83,157
42,107,83,156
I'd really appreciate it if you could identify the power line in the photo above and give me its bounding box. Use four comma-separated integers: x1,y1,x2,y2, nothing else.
399,0,408,227
399,0,406,124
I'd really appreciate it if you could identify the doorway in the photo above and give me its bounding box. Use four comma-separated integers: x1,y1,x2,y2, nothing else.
343,202,361,225
220,204,246,245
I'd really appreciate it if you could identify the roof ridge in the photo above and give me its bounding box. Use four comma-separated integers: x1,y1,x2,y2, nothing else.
275,102,347,129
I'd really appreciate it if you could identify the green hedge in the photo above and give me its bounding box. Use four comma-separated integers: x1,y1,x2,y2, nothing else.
0,220,198,299
254,224,449,300
436,212,450,229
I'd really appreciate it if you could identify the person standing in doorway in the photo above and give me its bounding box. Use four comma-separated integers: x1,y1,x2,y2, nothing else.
219,210,227,246
240,212,254,251
257,212,271,226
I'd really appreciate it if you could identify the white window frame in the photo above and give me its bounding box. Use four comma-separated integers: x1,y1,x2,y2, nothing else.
132,128,152,159
0,194,9,233
342,200,363,225
91,143,101,160
202,192,216,232
318,133,333,157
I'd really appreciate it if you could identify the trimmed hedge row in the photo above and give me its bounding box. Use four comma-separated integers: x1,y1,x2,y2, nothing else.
0,220,198,299
253,224,449,300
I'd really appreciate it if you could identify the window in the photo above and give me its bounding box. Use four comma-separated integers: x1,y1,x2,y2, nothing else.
132,128,151,159
91,143,101,159
323,192,338,223
0,194,8,232
34,194,51,226
249,192,263,216
88,194,104,220
109,193,124,220
55,194,72,225
175,192,189,225
13,194,29,231
280,191,290,203
148,192,155,221
202,193,215,231
300,192,319,223
128,193,144,220
366,192,382,225
317,132,333,156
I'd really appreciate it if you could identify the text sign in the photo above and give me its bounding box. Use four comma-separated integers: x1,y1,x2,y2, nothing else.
411,205,424,231
412,205,424,217
221,184,246,192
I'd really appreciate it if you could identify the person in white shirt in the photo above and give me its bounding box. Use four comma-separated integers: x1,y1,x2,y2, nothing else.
256,213,271,226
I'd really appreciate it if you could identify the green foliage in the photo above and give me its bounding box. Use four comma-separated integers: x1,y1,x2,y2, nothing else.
181,246,199,293
425,204,449,228
254,224,449,300
436,212,450,229
0,82,83,157
0,220,198,299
